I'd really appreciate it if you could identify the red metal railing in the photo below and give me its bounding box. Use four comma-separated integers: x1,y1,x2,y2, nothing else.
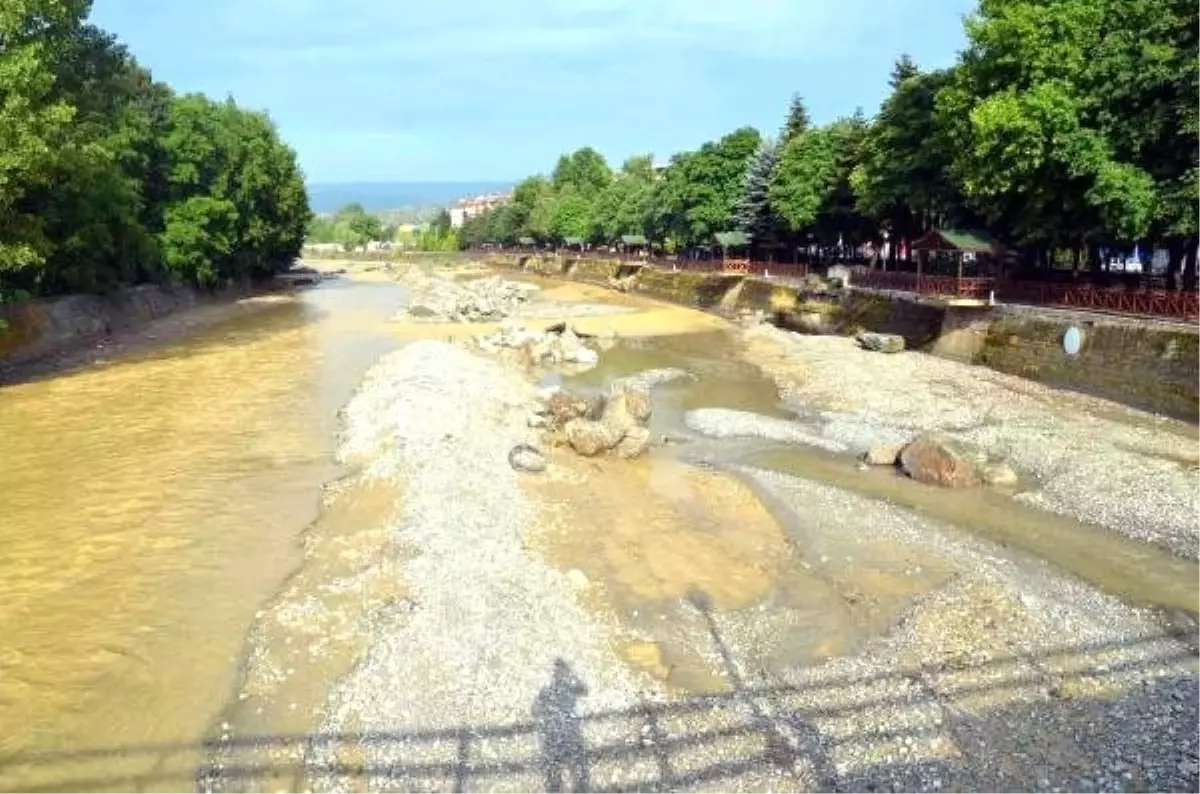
489,249,1196,321
995,282,1199,321
852,270,996,299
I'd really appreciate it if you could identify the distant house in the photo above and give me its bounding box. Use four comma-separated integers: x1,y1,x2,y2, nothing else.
448,191,513,228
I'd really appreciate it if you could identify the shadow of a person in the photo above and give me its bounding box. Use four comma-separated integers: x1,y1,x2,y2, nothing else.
533,659,590,793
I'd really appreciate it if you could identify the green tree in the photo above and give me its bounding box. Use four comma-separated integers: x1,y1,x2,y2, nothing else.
780,94,811,143
852,62,967,257
549,186,592,242
592,155,655,242
653,127,762,247
0,0,91,283
734,138,780,244
551,147,612,195
935,0,1184,261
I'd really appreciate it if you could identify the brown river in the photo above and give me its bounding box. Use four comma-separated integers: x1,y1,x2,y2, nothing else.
0,280,406,790
0,273,1195,792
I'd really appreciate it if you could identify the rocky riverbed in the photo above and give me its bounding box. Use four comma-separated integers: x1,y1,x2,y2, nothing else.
736,322,1200,559
204,259,1197,793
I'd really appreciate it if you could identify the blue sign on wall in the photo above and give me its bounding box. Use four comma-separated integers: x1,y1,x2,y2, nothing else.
1063,326,1083,356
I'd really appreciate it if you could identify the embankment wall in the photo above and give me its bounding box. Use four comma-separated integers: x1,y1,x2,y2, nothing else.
489,253,1199,420
0,284,201,368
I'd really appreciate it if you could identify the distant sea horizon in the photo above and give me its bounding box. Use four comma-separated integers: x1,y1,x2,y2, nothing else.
307,181,514,214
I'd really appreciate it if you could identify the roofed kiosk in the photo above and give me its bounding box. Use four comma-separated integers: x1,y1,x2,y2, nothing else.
911,228,1006,257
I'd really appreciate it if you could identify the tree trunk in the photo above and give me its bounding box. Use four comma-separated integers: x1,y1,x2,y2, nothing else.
1183,236,1198,292
1165,239,1182,290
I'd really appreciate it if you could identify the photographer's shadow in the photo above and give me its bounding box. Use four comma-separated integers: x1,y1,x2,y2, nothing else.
533,658,591,793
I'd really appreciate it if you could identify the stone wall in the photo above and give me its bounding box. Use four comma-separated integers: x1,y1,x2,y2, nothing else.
0,284,200,367
972,310,1199,420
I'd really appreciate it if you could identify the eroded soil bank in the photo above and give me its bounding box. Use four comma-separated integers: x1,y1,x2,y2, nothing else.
4,259,1195,793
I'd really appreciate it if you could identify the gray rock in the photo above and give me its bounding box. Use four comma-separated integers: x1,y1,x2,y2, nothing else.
862,443,904,466
981,461,1019,487
613,426,652,459
604,381,652,428
507,444,547,473
856,332,906,354
568,346,599,365
537,390,593,430
564,418,624,456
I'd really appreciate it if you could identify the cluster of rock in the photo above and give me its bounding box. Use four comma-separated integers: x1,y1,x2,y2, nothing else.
475,319,602,369
862,431,1018,488
529,378,655,461
399,275,540,323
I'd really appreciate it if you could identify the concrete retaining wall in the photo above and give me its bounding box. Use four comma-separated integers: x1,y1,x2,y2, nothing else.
979,312,1197,419
487,253,1199,419
0,284,201,367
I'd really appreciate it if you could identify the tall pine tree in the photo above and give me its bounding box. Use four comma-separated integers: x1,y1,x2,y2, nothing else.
780,94,811,143
734,138,780,242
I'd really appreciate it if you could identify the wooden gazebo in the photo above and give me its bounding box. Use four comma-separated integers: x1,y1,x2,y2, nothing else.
620,234,648,255
911,228,1006,280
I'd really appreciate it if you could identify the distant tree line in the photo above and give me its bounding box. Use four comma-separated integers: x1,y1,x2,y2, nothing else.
459,0,1198,288
0,0,311,302
306,204,459,251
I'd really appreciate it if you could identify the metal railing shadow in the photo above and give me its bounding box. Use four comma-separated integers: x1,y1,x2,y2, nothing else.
1,594,1194,793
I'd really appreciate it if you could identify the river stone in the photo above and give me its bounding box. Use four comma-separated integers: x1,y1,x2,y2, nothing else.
406,304,441,320
539,390,591,430
564,418,623,457
607,380,652,425
568,346,599,365
857,332,906,354
981,461,1019,487
899,432,982,488
862,443,904,466
557,327,582,357
827,264,852,288
613,426,652,459
507,444,547,473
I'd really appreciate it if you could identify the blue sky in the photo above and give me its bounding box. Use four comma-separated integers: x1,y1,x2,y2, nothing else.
90,0,977,184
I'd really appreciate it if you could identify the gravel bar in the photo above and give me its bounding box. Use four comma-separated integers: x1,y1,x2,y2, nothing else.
740,325,1200,558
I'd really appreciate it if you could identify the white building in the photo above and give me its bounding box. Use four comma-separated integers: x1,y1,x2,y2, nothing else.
448,192,512,228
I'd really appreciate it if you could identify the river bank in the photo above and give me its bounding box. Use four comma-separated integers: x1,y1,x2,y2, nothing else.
199,259,1197,793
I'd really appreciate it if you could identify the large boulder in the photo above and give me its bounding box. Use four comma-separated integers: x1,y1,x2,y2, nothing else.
856,332,906,354
605,380,652,426
564,419,624,457
538,389,593,430
899,433,982,488
613,426,652,459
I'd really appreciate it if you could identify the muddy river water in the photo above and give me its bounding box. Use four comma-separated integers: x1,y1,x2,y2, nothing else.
0,280,405,789
0,272,1195,791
